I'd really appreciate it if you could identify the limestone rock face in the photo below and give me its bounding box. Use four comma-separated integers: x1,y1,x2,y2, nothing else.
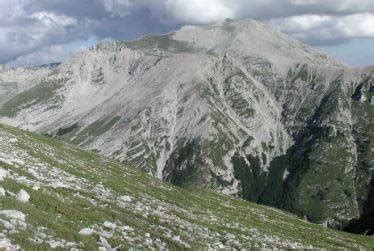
0,19,372,230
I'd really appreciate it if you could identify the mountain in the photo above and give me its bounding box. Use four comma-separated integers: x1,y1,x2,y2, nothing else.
0,64,53,106
0,123,373,249
0,19,373,231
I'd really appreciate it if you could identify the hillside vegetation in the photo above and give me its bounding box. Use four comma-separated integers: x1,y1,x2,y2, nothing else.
0,123,373,249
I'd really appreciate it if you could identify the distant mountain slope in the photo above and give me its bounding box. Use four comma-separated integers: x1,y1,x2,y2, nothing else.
0,123,373,249
0,65,53,106
0,19,373,230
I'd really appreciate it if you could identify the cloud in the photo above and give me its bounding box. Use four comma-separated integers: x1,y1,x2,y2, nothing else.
0,0,83,64
7,39,94,67
269,13,374,45
162,0,234,23
1,0,374,66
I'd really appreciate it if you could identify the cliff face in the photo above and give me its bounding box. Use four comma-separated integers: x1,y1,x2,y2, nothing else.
0,19,372,229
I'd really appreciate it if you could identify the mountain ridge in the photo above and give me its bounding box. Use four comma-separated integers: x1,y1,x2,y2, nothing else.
0,19,373,232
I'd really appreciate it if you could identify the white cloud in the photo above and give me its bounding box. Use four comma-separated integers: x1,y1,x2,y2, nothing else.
0,0,81,64
164,0,234,23
290,0,374,13
270,13,374,44
337,13,374,38
269,15,332,32
7,44,65,67
31,12,77,26
7,41,90,67
102,0,132,18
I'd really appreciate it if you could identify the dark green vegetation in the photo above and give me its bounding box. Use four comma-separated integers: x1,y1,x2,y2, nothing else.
240,64,374,232
232,153,266,202
164,139,205,186
1,123,374,249
55,116,122,146
56,123,78,136
346,74,374,234
194,59,373,232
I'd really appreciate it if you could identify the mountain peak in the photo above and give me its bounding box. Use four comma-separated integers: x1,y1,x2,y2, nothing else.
172,19,344,70
85,19,343,73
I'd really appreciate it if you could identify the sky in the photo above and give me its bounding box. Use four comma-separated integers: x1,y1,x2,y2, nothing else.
1,0,374,67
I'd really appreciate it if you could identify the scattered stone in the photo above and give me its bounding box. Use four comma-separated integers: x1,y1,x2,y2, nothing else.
0,187,5,197
0,168,8,181
103,221,116,229
172,235,181,242
99,230,113,239
16,189,30,203
121,225,134,232
0,235,19,250
120,195,132,202
0,210,26,221
9,138,18,143
79,228,95,236
99,236,111,249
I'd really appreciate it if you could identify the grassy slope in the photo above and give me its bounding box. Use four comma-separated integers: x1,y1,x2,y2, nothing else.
0,123,373,249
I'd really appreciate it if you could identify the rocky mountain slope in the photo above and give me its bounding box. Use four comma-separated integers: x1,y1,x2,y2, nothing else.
0,64,53,106
0,19,373,231
0,123,373,249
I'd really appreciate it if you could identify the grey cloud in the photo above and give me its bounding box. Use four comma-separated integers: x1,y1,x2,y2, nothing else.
234,0,374,20
1,0,374,65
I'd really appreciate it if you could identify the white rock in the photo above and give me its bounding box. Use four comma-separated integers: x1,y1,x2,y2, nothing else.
103,221,116,229
0,168,8,181
282,169,290,180
122,225,134,232
49,240,65,249
99,230,113,238
16,189,30,203
0,237,17,250
120,195,132,202
172,235,181,242
99,236,111,249
0,187,5,197
79,228,95,236
0,210,26,221
9,138,18,143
